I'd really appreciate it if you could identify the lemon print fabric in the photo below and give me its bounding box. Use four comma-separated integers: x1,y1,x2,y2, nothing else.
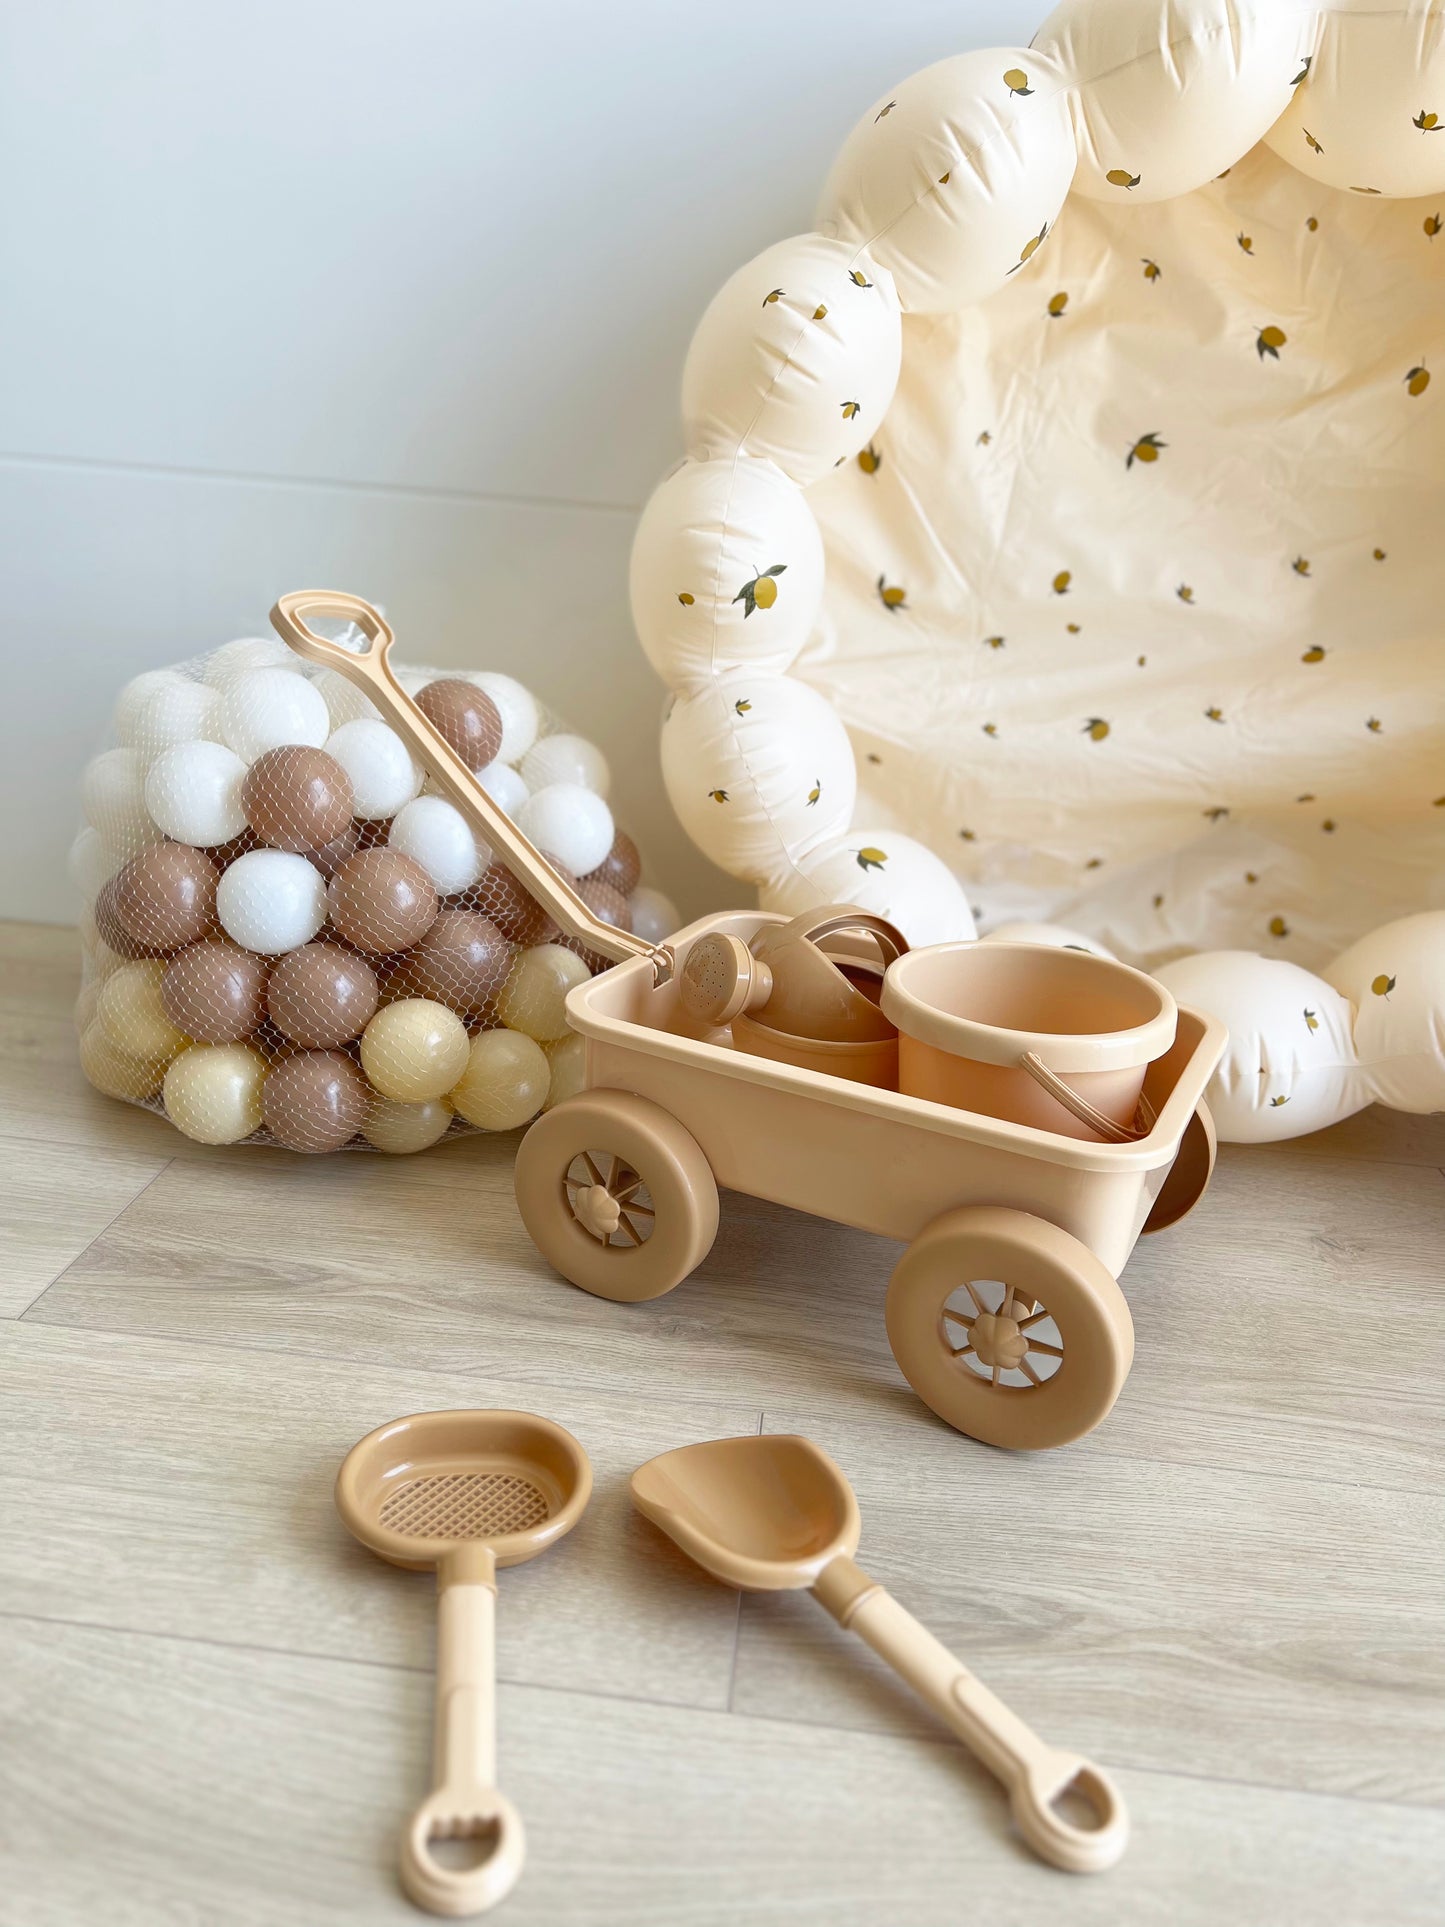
1126,432,1165,467
733,563,786,617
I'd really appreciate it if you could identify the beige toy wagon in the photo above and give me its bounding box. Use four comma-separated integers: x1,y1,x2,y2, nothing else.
275,592,1226,1454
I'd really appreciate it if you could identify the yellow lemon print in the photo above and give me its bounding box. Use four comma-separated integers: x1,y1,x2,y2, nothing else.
1414,110,1441,131
677,591,695,606
1304,1008,1319,1032
1205,706,1224,723
1008,223,1049,274
1269,915,1289,938
1406,361,1430,395
1177,584,1194,603
734,699,751,715
1047,291,1069,318
983,634,1005,649
707,788,729,804
1106,168,1141,188
1003,68,1032,96
1269,1095,1290,1108
1304,129,1324,154
762,288,784,307
1351,185,1383,194
848,268,872,288
1137,654,1147,666
1238,232,1254,254
1306,215,1319,231
1085,857,1104,870
1367,717,1383,733
1257,325,1287,360
857,442,881,475
958,828,976,842
1127,432,1166,467
1302,644,1326,663
1142,257,1162,281
840,399,862,420
1372,973,1396,996
1052,571,1071,594
1426,212,1442,238
855,846,887,871
813,304,828,320
1152,892,1165,909
938,171,950,184
976,429,992,446
1204,806,1230,822
874,99,896,122
1292,57,1311,87
1322,818,1336,833
1083,717,1110,742
806,777,822,807
733,563,786,617
982,722,998,737
1373,547,1386,560
1245,869,1259,883
1067,621,1081,634
877,575,906,612
1292,555,1311,576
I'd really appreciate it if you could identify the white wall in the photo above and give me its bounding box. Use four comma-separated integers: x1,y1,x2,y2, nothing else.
0,0,1036,925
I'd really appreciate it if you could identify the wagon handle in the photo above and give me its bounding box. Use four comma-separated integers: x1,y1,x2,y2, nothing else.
270,591,676,987
1018,1052,1154,1144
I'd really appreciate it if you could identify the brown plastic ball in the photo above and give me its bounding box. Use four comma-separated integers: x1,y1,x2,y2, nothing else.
302,822,362,880
161,940,269,1044
327,850,438,955
582,830,642,898
94,875,162,959
415,679,503,771
241,746,354,852
113,843,220,953
401,909,512,1021
475,862,570,947
577,875,633,935
261,1048,369,1152
266,941,380,1047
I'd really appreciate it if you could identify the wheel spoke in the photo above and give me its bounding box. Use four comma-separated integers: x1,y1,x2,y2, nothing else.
614,1212,643,1246
1025,1337,1064,1358
1018,1309,1053,1331
963,1281,990,1314
606,1153,619,1191
580,1151,605,1188
990,1362,1002,1387
949,1342,975,1359
621,1200,655,1219
942,1305,975,1331
1018,1357,1043,1386
613,1174,645,1204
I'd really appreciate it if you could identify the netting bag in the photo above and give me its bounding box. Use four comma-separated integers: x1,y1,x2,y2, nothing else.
72,599,678,1153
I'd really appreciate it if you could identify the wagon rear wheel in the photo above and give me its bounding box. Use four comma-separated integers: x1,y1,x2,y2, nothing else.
885,1206,1133,1450
1141,1100,1217,1234
514,1090,719,1303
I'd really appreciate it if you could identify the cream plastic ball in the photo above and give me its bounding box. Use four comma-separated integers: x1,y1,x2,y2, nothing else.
682,234,903,487
114,669,191,748
130,676,222,757
80,1023,166,1102
216,849,328,955
314,667,381,730
817,48,1079,310
467,672,540,764
494,942,590,1043
144,740,249,847
218,666,329,763
204,635,303,684
1037,0,1310,202
96,960,189,1063
81,748,156,855
520,734,611,798
629,886,680,947
1154,949,1366,1142
761,827,977,949
544,1033,587,1111
362,1095,455,1154
477,760,529,818
68,828,116,905
630,456,826,694
661,672,856,885
325,718,423,819
1322,912,1445,1114
162,1043,267,1144
449,1028,551,1131
360,998,472,1104
1263,11,1445,199
388,795,490,895
516,783,615,877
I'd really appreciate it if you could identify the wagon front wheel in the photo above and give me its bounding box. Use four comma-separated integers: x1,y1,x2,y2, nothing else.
514,1090,719,1303
885,1206,1133,1450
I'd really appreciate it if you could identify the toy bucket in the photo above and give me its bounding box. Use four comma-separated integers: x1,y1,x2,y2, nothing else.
730,1010,898,1089
881,942,1177,1141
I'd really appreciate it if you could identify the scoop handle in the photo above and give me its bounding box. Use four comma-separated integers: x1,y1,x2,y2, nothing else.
399,1549,526,1916
814,1556,1127,1873
269,590,675,986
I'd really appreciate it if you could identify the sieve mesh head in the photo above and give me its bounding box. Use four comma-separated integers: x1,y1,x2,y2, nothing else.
678,932,751,1022
336,1408,593,1571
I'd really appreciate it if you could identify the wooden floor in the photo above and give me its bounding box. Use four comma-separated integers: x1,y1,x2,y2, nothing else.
3,919,1444,1925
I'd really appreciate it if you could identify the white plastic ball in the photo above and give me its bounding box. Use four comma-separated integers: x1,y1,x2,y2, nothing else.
204,636,302,684
325,718,423,820
314,667,381,729
134,677,223,757
216,848,328,954
388,795,490,895
467,673,540,764
114,669,190,748
81,748,154,852
218,666,329,763
516,783,614,878
68,827,116,903
478,760,529,819
521,734,611,798
144,740,248,847
629,886,679,946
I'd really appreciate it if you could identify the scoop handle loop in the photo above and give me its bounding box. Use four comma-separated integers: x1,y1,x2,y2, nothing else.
269,590,675,986
814,1556,1127,1874
399,1551,527,1916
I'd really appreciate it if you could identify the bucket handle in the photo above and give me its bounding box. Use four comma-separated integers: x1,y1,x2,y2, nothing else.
1018,1052,1155,1144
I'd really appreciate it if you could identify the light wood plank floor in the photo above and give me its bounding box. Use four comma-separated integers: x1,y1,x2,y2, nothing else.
2,919,1443,1925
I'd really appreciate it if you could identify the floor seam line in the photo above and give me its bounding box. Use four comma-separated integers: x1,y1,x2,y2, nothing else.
16,1157,176,1320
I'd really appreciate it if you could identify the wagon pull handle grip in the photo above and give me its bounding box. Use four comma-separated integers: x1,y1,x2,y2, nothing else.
1018,1052,1154,1144
270,590,676,987
814,1556,1128,1874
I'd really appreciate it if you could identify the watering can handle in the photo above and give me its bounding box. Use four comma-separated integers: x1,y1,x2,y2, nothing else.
269,591,676,987
1018,1051,1155,1144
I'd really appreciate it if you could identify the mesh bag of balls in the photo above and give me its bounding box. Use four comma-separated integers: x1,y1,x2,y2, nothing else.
72,634,678,1153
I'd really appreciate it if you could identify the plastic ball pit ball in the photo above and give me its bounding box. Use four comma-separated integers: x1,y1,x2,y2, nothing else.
516,784,615,879
262,1049,370,1153
495,944,590,1044
266,942,380,1048
162,1043,268,1144
360,999,472,1105
113,843,220,953
400,909,512,1021
145,741,249,849
362,1095,455,1155
467,672,540,764
450,1028,551,1132
388,794,490,896
217,848,329,955
96,961,188,1063
328,849,439,956
325,718,424,820
415,678,504,772
521,732,610,798
161,940,270,1045
80,1024,166,1102
240,745,354,853
217,665,329,763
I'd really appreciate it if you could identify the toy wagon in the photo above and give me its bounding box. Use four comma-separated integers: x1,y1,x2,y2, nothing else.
274,593,1226,1454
